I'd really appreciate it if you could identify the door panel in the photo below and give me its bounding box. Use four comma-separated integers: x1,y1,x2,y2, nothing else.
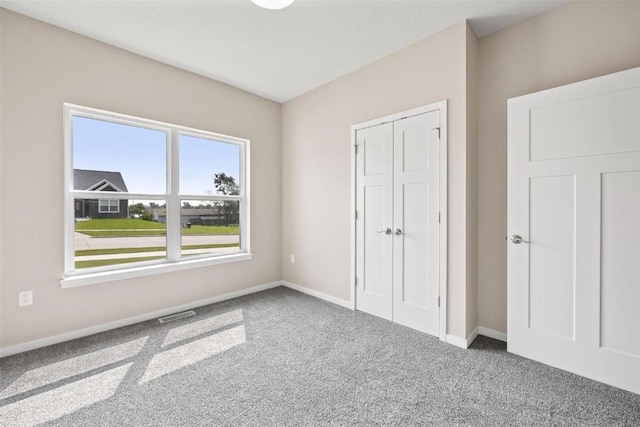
600,170,640,358
528,175,575,339
392,111,439,335
402,122,430,172
508,66,640,395
400,182,429,307
356,122,393,320
363,185,386,296
364,131,386,176
529,87,640,161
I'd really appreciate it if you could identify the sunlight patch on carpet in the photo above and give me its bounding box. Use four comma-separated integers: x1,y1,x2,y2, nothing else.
141,325,245,384
0,337,147,399
0,363,132,427
162,309,243,347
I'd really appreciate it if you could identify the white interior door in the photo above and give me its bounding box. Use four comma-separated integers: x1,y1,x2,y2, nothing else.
392,112,440,335
355,122,394,320
355,109,440,336
508,66,640,395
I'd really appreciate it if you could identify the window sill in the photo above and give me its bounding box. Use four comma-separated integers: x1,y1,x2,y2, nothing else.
60,253,253,289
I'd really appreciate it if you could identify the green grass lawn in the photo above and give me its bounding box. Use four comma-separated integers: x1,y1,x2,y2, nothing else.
184,225,239,235
74,242,241,269
75,218,238,237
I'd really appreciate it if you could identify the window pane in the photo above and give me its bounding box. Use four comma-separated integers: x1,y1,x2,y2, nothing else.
97,199,121,214
74,199,166,270
180,200,240,258
73,116,167,194
179,135,240,196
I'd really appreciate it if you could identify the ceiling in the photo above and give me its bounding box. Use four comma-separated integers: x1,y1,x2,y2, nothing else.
1,0,566,103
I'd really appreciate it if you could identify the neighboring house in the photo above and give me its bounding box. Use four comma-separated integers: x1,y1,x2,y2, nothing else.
152,207,233,226
74,169,129,219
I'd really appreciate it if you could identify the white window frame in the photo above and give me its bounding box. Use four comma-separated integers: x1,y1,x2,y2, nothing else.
62,103,251,288
98,199,120,214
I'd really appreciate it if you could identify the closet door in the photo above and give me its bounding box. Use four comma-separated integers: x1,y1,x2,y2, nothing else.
392,111,440,335
355,110,440,337
355,122,394,320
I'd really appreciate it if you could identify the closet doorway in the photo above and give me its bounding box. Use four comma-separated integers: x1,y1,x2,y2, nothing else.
351,101,447,338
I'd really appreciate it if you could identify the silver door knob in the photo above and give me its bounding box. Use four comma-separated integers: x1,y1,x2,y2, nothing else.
511,235,531,244
395,228,404,236
376,228,392,235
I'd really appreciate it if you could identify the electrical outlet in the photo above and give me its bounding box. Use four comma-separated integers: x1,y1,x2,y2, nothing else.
19,291,33,307
290,254,295,264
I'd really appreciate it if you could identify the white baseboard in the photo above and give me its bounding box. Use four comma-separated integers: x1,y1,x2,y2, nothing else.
446,334,468,349
478,326,507,342
0,277,505,358
447,327,479,349
0,281,281,358
467,326,480,347
447,326,508,349
281,281,353,309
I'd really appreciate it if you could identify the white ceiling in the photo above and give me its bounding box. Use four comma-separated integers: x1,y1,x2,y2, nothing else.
1,0,566,103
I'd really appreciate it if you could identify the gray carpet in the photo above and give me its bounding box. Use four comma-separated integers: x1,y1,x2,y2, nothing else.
1,287,639,426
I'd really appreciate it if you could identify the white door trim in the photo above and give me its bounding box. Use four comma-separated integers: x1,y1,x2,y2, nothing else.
350,100,448,341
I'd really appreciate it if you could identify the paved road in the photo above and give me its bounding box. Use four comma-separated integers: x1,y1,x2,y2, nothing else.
74,233,239,250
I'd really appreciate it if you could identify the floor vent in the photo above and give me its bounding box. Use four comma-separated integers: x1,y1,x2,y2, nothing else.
158,310,196,324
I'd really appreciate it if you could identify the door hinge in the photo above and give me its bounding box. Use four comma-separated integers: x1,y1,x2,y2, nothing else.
355,276,358,286
355,211,358,220
438,296,440,308
354,144,358,154
438,212,440,223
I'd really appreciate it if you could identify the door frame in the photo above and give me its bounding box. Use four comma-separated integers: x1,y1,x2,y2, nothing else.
349,100,448,341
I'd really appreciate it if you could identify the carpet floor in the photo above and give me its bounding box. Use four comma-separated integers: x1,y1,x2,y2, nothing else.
1,286,639,426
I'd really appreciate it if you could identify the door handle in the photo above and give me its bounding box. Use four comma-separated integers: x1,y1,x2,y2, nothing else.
510,234,531,244
395,228,404,236
376,228,392,235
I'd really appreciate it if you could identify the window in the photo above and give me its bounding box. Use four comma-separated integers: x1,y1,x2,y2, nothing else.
98,199,120,213
63,104,250,286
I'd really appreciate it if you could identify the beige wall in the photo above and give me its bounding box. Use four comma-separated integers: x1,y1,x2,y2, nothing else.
477,1,640,333
0,10,282,348
465,23,478,337
0,10,4,341
282,22,477,339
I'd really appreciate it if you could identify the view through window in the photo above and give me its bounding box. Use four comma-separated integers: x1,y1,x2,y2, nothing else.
66,105,248,276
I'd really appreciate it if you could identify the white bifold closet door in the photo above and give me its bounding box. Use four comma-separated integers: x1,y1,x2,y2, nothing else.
508,66,640,395
355,110,440,336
